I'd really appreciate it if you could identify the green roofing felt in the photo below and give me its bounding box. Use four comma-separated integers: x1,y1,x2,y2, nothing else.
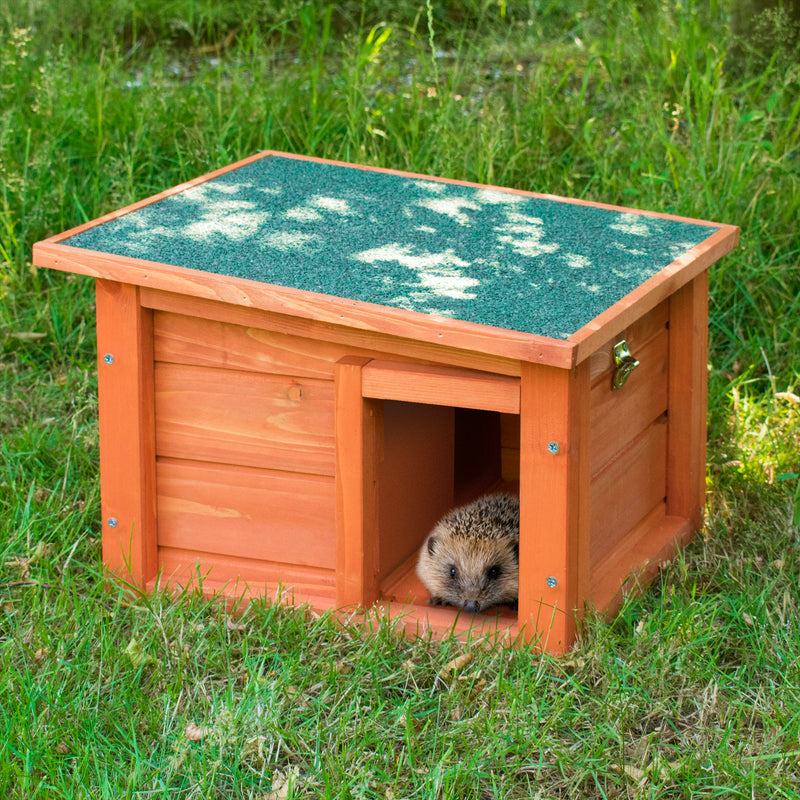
65,155,718,339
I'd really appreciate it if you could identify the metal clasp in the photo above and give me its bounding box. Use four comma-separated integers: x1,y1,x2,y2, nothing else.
612,340,640,390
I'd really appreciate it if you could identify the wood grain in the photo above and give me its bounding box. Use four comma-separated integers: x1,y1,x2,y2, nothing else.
32,240,576,368
589,418,667,567
378,400,455,577
154,362,335,476
667,271,709,529
335,357,382,606
358,600,520,645
156,458,336,568
518,360,591,653
362,360,520,414
155,545,336,603
570,226,737,364
587,299,669,384
154,310,347,379
30,152,734,647
589,327,669,475
499,322,669,482
591,509,694,614
95,280,158,586
34,149,735,368
143,288,525,378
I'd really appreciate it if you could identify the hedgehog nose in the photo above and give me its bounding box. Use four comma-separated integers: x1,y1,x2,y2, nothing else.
463,600,481,614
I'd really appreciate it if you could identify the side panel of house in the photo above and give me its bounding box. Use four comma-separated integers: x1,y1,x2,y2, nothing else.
587,302,670,570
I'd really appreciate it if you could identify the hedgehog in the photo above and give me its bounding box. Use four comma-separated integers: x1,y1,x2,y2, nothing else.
416,493,519,614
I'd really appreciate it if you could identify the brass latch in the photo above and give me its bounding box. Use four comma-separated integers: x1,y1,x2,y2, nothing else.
612,340,640,390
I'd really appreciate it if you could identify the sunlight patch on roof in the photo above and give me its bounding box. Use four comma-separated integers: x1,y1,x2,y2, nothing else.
609,213,653,236
416,270,479,300
313,195,356,215
416,196,480,226
285,206,322,222
564,253,591,269
264,230,321,251
185,210,265,240
352,243,470,271
494,212,560,258
474,188,528,206
413,180,448,194
352,243,477,300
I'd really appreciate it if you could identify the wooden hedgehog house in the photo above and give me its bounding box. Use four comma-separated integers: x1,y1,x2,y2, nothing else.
33,151,739,652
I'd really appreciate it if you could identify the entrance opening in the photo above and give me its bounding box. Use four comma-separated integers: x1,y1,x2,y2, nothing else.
376,401,520,607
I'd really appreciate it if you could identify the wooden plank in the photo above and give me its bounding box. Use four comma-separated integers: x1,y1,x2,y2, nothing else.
379,548,518,622
500,413,519,448
155,546,336,602
498,304,669,484
153,310,348,379
154,362,335,476
500,448,520,483
518,360,591,653
156,458,336,568
143,289,525,378
362,360,521,414
335,357,382,607
32,240,577,369
95,279,158,587
590,419,668,567
589,327,669,475
666,271,709,529
355,601,519,645
380,550,430,604
454,408,503,503
499,413,521,482
141,287,520,376
591,508,695,614
378,400,455,578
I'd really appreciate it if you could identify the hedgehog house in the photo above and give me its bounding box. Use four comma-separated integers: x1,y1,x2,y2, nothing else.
33,151,739,652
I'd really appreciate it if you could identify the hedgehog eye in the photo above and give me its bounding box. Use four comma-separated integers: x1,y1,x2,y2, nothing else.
449,565,458,579
487,565,501,580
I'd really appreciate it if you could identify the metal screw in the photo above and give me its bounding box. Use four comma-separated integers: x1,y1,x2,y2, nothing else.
547,441,559,454
546,576,558,588
103,353,114,364
107,517,118,528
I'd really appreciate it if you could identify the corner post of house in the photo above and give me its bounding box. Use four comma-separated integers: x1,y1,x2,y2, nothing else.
518,357,591,653
667,270,710,531
95,279,157,588
334,356,382,608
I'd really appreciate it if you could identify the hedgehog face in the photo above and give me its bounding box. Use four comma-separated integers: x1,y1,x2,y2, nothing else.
419,531,519,613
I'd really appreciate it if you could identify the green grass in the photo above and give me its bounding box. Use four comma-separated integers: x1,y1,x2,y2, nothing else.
1,0,799,797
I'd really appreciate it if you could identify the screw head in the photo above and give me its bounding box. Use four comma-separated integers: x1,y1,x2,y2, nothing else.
547,441,559,454
546,576,558,588
107,517,118,528
103,353,114,365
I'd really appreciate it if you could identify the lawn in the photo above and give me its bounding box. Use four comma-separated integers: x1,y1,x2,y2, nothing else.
1,1,799,797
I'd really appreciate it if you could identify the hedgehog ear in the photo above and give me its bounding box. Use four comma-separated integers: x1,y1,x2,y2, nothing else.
427,536,438,555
